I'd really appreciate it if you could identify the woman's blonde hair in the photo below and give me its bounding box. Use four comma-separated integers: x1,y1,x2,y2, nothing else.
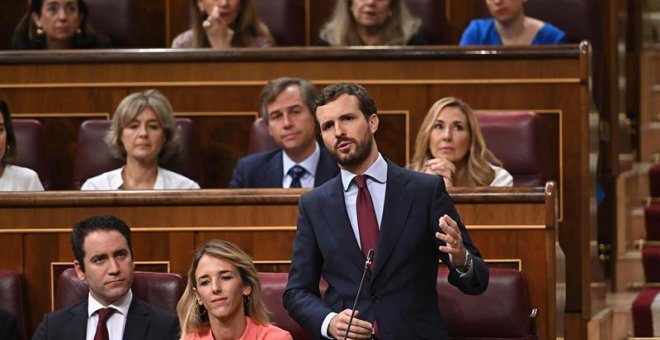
189,0,273,47
177,239,271,336
105,89,179,162
319,0,421,46
409,97,502,186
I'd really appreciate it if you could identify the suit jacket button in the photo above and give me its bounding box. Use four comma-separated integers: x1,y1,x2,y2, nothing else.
371,295,379,302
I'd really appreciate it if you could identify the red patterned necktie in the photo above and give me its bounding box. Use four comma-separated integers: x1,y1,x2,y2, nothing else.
354,174,379,267
93,307,116,340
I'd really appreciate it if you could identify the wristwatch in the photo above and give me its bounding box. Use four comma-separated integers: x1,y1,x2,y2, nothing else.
455,249,472,272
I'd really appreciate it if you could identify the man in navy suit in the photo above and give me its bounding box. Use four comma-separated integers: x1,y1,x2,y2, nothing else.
32,215,179,340
229,77,339,188
284,83,489,339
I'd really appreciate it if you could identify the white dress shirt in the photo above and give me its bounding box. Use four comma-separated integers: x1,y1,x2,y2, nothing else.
81,167,200,190
85,290,132,340
282,142,321,188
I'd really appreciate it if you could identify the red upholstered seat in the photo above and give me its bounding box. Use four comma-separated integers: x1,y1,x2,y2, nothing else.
13,119,52,189
56,268,184,312
259,269,537,340
642,246,660,283
0,270,27,340
632,288,660,337
477,112,547,187
437,268,538,340
71,118,204,189
86,0,140,47
650,163,660,197
646,204,660,242
248,117,278,155
254,0,305,46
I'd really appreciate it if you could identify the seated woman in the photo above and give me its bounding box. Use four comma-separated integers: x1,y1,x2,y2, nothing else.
317,0,425,46
459,0,565,46
409,97,513,187
81,89,200,190
172,0,274,48
11,0,111,49
177,239,292,340
0,100,44,191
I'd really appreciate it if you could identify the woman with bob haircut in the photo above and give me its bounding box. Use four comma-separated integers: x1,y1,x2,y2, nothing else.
317,0,425,46
0,100,44,191
177,239,292,340
409,97,513,187
11,0,111,49
172,0,274,48
81,89,200,190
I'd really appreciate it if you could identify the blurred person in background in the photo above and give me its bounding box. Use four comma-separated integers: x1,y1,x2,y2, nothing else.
11,0,111,49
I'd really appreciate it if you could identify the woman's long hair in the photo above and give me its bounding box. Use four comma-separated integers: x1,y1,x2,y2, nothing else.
319,0,421,46
0,100,17,165
189,0,273,47
409,97,502,186
177,239,271,337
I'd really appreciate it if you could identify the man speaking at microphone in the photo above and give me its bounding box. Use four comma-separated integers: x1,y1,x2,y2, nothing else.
284,83,489,339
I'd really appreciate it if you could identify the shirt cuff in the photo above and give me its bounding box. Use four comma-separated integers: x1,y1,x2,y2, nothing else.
455,255,474,276
321,312,338,338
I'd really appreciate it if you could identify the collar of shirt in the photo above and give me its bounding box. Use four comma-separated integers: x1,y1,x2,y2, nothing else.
87,289,132,318
282,142,320,187
112,167,164,190
340,153,388,191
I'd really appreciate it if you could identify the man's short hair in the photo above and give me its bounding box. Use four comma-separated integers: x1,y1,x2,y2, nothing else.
71,215,134,272
315,83,378,119
259,77,317,121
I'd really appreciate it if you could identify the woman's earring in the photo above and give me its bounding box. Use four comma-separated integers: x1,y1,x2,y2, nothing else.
36,26,44,35
76,28,82,35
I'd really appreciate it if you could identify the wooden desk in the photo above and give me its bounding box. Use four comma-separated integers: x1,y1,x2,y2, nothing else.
0,184,556,339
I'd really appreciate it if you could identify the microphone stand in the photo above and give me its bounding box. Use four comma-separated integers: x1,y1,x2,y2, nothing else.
344,249,374,339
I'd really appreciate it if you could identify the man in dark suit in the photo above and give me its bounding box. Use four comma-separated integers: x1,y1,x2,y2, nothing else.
229,77,339,188
284,83,489,339
32,215,179,340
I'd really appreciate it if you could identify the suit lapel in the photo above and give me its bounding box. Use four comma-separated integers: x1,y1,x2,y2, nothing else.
321,177,365,273
67,302,89,339
259,150,284,187
124,299,150,340
372,162,413,281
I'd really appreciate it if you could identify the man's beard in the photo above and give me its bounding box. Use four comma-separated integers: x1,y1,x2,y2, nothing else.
329,131,374,169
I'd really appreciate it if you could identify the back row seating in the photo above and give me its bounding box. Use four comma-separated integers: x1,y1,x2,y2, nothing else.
82,0,597,48
15,112,549,189
250,112,549,186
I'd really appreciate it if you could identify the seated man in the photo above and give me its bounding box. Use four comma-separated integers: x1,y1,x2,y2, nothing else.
229,77,339,188
33,215,180,340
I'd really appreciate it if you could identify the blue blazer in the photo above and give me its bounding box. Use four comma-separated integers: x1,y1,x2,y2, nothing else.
284,161,489,340
228,147,339,188
31,298,180,340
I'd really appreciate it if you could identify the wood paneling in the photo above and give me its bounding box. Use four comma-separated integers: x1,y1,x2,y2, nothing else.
0,185,556,339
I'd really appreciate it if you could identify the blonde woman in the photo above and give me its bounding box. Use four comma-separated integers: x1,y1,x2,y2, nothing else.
177,239,292,340
172,0,274,48
409,97,513,187
317,0,425,46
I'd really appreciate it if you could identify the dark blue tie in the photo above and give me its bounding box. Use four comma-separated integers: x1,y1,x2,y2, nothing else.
288,165,306,188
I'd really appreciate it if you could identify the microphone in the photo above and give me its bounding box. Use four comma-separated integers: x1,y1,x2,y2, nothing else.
344,249,374,339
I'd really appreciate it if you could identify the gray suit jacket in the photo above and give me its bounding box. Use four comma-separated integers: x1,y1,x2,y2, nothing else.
32,298,179,340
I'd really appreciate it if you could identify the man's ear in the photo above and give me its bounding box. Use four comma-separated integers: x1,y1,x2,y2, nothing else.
73,260,85,281
368,113,379,134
